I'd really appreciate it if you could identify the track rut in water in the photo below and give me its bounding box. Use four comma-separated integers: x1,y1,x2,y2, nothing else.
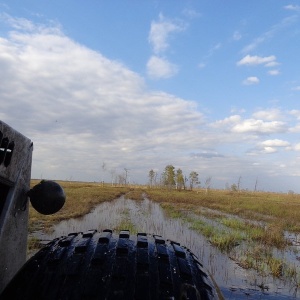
31,195,299,299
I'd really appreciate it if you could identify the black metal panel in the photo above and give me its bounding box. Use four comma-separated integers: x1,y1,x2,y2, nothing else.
0,120,33,293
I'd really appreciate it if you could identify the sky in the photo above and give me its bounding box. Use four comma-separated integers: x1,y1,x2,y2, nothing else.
0,1,300,193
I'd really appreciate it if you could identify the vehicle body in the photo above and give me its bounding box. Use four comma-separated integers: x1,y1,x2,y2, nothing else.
0,120,32,292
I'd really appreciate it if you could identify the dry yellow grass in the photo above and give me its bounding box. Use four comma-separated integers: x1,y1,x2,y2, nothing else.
145,188,300,232
29,180,131,232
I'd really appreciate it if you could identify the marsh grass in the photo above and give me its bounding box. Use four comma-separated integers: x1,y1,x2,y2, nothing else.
28,182,300,284
234,245,292,278
160,204,244,252
145,189,297,241
124,189,145,201
27,236,41,252
189,218,215,238
267,256,284,277
188,217,243,252
219,217,287,248
145,188,300,232
155,196,288,251
145,188,300,283
160,202,187,219
114,219,137,234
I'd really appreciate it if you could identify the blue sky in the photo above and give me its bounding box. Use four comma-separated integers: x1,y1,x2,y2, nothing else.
1,1,300,192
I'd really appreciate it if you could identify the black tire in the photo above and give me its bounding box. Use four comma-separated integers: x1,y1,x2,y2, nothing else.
1,230,221,300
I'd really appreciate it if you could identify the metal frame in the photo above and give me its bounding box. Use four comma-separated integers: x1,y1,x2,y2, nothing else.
0,120,33,292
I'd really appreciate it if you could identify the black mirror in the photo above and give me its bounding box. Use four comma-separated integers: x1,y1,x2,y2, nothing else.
27,180,65,215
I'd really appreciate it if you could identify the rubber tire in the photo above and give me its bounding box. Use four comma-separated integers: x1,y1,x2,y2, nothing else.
1,230,220,300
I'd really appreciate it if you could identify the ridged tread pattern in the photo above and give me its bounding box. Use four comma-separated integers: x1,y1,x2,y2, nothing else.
0,230,219,300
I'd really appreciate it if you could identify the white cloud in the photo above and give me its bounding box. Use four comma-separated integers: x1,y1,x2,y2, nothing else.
233,31,242,41
290,109,300,119
1,13,37,31
237,55,277,66
264,61,280,67
0,13,61,34
243,76,259,85
249,139,291,156
206,42,222,58
230,107,246,114
241,16,297,53
289,110,300,133
247,146,278,155
263,147,277,154
148,13,186,54
292,86,300,91
146,55,178,79
231,119,287,134
295,143,300,151
252,108,282,121
211,115,241,128
289,124,300,133
182,9,201,19
284,5,300,11
268,69,280,76
261,139,290,147
212,43,221,51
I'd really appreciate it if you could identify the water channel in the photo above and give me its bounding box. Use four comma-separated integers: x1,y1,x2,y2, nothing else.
32,196,299,299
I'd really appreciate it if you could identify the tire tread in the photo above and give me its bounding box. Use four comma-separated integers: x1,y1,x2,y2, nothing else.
0,230,219,300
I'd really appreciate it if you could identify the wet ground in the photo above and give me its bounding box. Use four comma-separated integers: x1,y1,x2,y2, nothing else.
32,196,299,299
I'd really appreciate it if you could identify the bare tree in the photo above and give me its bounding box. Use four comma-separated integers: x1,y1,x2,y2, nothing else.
231,183,238,192
184,176,188,190
110,168,116,186
237,176,242,192
254,177,258,192
148,169,156,188
204,176,212,194
154,171,158,187
118,173,126,186
124,168,130,186
101,162,106,186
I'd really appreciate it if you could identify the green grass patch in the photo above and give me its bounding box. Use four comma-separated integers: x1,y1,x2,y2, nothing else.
187,217,243,252
145,188,300,232
114,219,137,234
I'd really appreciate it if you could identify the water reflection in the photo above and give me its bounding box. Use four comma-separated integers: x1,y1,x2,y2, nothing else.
32,196,298,299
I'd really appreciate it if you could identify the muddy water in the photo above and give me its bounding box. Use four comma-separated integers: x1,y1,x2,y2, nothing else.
32,196,298,299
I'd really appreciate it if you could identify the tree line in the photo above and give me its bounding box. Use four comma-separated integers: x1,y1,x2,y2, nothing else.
148,165,212,191
100,161,212,190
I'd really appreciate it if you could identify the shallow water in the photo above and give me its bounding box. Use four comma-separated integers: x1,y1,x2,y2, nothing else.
32,196,299,299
